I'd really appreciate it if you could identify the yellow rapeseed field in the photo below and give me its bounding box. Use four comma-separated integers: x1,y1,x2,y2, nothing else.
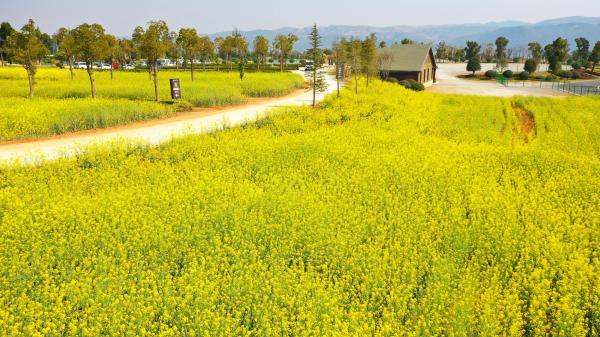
0,67,304,141
0,80,598,336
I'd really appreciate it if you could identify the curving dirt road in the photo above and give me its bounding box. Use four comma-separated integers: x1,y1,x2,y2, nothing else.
0,72,338,163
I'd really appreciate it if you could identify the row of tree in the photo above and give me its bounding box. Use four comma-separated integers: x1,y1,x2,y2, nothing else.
453,36,600,76
1,20,307,101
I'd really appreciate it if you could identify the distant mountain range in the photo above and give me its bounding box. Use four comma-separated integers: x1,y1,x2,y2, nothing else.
209,17,600,51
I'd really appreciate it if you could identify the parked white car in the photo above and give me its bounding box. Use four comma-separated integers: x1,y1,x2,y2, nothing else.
93,63,112,70
73,62,87,69
121,64,135,70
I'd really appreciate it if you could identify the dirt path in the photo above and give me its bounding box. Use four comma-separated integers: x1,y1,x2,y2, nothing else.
0,73,338,163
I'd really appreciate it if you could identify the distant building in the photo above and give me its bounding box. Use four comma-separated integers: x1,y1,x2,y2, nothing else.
379,44,437,86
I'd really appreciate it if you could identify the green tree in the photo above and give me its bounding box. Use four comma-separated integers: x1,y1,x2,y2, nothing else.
589,41,600,72
253,35,269,71
466,58,481,76
495,36,509,70
0,22,16,66
482,43,495,63
545,37,569,73
464,41,481,61
274,33,299,72
379,41,387,48
465,41,481,75
361,33,378,87
307,24,326,106
53,27,76,79
118,38,133,66
232,30,248,80
218,35,236,71
401,38,414,45
573,37,590,68
528,42,543,65
435,41,447,61
524,58,538,73
71,23,108,98
105,34,120,80
176,28,201,81
346,37,362,94
199,36,214,70
332,38,347,97
6,19,48,98
133,21,172,102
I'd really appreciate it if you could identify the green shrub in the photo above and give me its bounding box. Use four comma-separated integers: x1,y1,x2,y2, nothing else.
518,71,530,80
571,71,580,79
571,62,582,70
556,70,572,78
524,59,538,73
503,70,514,78
400,79,425,91
545,74,558,81
387,77,399,84
485,70,497,78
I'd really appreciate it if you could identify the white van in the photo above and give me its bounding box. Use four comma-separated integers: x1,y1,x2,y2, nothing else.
73,62,87,69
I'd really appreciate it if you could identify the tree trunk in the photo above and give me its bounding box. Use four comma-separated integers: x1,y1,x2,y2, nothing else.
110,58,114,80
27,71,34,98
280,56,284,72
190,58,194,81
257,58,260,72
69,57,74,80
355,76,358,94
86,64,96,98
337,71,340,98
153,62,159,102
0,53,4,67
312,68,317,107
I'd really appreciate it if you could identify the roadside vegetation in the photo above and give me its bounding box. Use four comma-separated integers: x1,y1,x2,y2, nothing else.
1,79,598,336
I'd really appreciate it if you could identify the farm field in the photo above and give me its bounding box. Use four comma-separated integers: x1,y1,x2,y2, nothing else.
0,67,304,141
0,80,598,336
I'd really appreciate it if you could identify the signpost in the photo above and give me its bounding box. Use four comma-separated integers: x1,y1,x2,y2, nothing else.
170,79,181,99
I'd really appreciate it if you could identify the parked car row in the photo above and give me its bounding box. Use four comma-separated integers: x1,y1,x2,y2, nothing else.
71,62,134,70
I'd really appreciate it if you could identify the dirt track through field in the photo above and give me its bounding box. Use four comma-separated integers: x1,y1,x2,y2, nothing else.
0,72,338,163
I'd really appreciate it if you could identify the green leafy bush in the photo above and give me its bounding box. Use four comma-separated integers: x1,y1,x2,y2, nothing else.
484,70,497,78
502,70,514,78
518,71,530,80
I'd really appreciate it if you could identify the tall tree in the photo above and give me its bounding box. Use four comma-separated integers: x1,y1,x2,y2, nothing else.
53,27,76,79
176,28,202,81
118,38,133,66
332,38,348,97
199,36,214,70
465,41,482,76
545,37,569,73
401,38,415,45
306,24,326,107
589,41,600,72
132,21,172,102
232,30,248,80
71,23,108,98
274,33,299,72
6,19,48,98
0,22,16,66
217,35,236,71
435,41,447,62
346,37,362,94
482,43,495,63
361,33,378,87
573,37,590,67
528,42,543,68
495,36,509,70
253,35,269,71
105,34,120,80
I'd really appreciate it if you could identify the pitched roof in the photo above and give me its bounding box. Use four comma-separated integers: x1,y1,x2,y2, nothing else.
379,44,436,72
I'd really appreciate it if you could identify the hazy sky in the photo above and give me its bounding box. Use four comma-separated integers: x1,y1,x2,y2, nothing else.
3,0,599,35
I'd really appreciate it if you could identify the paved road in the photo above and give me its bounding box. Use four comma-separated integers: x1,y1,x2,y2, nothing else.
429,63,569,97
0,72,338,163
